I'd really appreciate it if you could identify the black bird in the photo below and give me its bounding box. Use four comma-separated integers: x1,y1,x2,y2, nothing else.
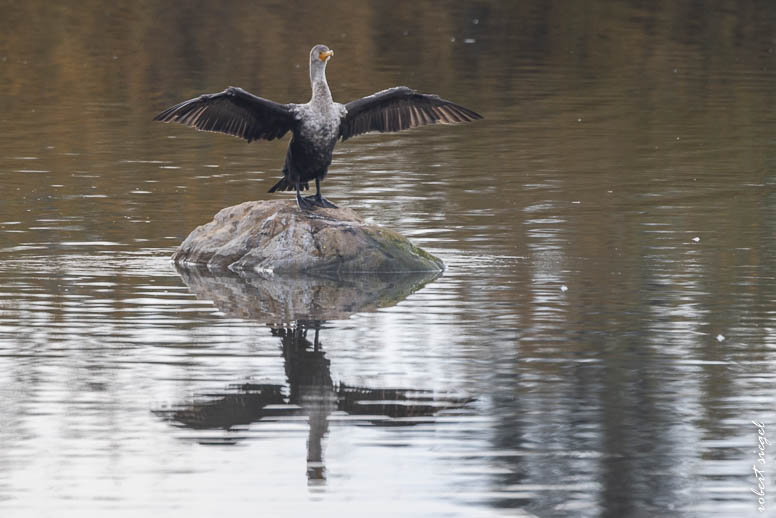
154,44,482,210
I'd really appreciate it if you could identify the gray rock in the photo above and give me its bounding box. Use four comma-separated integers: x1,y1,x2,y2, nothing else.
172,200,444,274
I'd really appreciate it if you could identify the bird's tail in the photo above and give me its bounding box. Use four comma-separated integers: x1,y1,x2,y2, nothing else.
268,177,309,193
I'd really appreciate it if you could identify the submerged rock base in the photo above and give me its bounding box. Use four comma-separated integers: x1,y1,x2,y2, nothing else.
172,200,444,274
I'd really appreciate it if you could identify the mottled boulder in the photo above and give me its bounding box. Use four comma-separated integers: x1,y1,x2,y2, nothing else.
172,200,444,274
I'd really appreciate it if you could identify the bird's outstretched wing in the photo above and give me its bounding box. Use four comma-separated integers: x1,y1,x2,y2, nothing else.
339,86,482,141
154,87,296,142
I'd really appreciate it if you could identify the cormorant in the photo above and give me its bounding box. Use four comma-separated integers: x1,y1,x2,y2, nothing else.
154,44,482,210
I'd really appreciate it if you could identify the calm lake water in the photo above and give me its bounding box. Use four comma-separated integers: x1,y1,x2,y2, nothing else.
2,1,776,517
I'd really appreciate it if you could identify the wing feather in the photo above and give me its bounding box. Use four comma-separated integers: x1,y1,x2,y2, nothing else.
153,86,296,142
340,86,482,141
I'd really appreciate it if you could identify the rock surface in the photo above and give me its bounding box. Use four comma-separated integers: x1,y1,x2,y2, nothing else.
172,200,444,274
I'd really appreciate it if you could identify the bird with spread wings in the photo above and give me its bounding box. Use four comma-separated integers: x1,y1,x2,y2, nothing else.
155,44,482,210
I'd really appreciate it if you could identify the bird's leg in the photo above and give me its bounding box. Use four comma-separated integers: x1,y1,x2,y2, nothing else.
296,182,315,211
304,178,337,209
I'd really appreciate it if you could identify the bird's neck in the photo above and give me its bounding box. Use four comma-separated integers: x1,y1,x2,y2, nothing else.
310,68,332,104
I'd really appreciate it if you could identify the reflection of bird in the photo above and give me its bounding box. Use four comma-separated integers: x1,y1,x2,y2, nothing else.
154,321,474,475
154,44,482,210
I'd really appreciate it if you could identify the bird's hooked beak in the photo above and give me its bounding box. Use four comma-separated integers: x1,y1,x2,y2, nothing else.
318,49,334,62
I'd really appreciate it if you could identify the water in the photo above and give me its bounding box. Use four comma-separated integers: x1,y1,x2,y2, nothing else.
1,1,776,516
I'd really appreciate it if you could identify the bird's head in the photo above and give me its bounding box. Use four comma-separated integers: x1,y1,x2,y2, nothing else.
310,44,333,71
309,44,333,85
311,44,334,63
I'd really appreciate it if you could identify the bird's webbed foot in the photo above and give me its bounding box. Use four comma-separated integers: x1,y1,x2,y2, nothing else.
303,194,338,209
316,196,338,209
296,191,317,211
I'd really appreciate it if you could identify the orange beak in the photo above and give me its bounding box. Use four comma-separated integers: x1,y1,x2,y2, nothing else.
319,49,334,61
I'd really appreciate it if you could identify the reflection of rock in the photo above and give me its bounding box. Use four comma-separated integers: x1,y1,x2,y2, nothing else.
172,200,444,274
176,265,440,323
